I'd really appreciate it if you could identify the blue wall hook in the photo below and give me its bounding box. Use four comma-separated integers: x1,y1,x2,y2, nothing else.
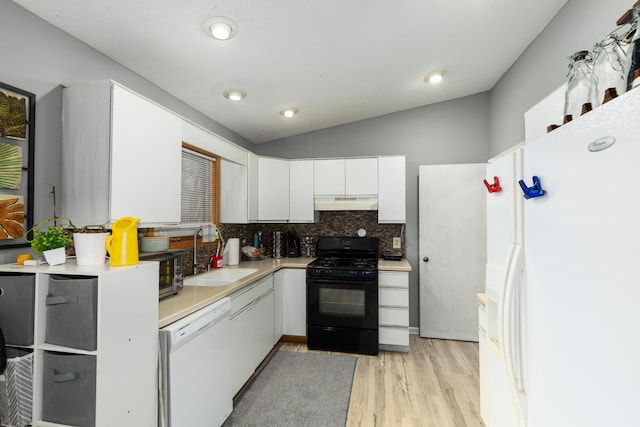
519,176,545,199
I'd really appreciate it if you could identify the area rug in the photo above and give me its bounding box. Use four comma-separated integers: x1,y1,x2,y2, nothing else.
223,350,356,427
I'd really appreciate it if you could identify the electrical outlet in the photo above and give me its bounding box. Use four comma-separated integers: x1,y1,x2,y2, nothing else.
393,237,402,249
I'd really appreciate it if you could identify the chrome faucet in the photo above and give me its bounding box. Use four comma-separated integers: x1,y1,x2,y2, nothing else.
193,225,204,274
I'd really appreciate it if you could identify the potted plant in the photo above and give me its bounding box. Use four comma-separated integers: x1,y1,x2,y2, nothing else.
24,218,73,265
71,223,110,266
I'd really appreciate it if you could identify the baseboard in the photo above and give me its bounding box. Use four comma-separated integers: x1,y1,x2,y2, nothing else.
280,335,307,344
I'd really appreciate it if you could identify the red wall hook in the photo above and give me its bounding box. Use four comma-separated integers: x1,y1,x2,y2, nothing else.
484,176,502,193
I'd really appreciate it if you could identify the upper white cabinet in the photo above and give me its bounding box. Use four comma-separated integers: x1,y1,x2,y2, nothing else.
346,158,378,195
289,160,316,223
248,155,290,222
313,158,378,196
62,81,182,226
313,159,344,195
220,158,249,224
378,156,406,223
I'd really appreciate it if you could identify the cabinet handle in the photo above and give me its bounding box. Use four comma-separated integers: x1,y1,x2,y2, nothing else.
423,257,429,262
53,371,82,383
46,295,78,305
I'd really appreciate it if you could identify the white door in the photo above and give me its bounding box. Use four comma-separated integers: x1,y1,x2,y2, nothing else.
419,164,486,341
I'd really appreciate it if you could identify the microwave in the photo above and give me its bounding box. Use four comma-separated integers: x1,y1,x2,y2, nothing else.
139,251,184,299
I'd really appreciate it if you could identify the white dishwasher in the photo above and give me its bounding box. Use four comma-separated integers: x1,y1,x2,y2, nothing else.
159,297,232,427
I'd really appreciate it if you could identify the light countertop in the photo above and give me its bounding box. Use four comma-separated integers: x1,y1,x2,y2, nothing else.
158,257,412,328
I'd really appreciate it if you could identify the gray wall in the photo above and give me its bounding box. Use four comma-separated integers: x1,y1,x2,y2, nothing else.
0,1,251,263
255,93,491,328
489,0,630,156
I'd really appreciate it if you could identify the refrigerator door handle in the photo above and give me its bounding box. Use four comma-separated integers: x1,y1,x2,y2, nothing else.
484,176,502,193
500,243,527,423
519,176,545,199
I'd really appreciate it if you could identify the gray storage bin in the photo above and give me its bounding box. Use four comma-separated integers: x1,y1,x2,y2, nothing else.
45,275,98,351
42,351,96,427
0,274,35,346
0,348,33,427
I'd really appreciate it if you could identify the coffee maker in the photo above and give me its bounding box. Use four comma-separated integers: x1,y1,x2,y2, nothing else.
287,231,301,257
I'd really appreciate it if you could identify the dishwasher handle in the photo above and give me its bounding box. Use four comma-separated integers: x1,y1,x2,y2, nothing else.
161,297,231,352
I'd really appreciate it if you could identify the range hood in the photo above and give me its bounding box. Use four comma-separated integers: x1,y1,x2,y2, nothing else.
314,196,378,211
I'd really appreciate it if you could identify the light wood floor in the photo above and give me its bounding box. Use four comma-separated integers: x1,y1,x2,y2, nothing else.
280,335,483,427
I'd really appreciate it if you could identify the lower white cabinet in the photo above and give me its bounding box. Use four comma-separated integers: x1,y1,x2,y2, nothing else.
282,269,307,336
229,274,275,395
0,261,158,427
378,271,409,351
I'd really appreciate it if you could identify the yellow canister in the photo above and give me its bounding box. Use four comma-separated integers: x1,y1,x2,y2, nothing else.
105,217,140,266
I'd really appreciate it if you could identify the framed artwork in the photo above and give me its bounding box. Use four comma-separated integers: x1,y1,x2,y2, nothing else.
0,82,35,248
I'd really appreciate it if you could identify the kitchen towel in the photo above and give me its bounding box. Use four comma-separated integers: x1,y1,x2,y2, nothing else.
225,238,240,266
201,223,216,243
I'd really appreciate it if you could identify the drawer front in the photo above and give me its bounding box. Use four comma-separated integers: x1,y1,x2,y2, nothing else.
378,272,409,288
379,326,409,346
231,275,273,315
379,307,409,327
379,287,408,307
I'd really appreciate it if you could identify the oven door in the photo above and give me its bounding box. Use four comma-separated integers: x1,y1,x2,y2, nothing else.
306,276,378,330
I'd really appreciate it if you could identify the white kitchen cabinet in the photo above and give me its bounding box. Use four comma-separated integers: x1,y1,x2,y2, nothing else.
62,80,182,226
247,156,290,222
345,158,378,195
247,152,259,222
273,270,284,343
229,274,275,395
313,158,378,196
289,160,316,222
313,159,345,196
378,156,406,223
282,269,307,336
220,158,249,223
0,261,158,427
378,271,409,351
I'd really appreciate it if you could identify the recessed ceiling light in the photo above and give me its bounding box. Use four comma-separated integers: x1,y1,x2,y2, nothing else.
424,70,446,84
280,108,299,118
204,17,238,41
223,89,246,101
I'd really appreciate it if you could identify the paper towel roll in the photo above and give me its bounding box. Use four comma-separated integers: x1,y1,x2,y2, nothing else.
225,238,240,266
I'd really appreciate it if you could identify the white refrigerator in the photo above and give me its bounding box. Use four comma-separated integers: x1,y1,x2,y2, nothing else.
483,87,640,427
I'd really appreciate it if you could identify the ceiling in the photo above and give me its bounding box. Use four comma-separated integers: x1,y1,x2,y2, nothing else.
12,0,567,144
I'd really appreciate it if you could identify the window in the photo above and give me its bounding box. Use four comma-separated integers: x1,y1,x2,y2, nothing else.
181,143,220,225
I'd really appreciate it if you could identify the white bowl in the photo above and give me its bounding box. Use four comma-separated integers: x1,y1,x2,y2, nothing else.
140,236,170,252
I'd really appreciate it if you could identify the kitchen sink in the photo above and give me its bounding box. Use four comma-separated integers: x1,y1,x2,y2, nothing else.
185,268,258,287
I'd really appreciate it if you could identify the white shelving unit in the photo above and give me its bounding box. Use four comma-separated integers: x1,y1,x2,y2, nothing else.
0,261,158,427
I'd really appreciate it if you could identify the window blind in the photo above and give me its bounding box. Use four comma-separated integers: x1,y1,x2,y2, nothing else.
181,148,215,224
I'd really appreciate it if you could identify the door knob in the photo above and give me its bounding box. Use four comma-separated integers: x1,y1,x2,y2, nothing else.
423,256,429,262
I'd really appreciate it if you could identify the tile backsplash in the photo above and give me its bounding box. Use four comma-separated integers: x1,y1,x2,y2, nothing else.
219,211,404,258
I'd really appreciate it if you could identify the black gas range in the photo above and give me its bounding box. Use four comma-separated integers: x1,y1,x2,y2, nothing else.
306,237,379,355
306,257,378,280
